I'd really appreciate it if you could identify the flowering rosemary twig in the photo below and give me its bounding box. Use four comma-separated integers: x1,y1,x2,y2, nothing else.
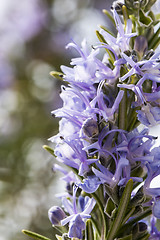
23,0,160,239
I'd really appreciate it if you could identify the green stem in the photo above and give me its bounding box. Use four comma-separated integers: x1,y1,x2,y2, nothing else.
90,218,101,237
118,89,127,130
86,219,94,240
106,179,133,240
91,192,107,240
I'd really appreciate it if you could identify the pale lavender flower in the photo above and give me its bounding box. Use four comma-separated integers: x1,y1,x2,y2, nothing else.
137,104,160,126
47,1,160,238
67,214,86,239
62,39,100,94
61,186,96,239
54,138,98,176
78,175,101,193
144,149,160,218
96,82,124,121
92,156,131,187
117,128,155,164
119,52,160,84
52,164,78,184
149,216,160,239
100,9,137,54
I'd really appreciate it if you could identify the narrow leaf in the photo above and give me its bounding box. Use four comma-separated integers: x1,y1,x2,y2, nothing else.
102,9,116,26
148,27,160,49
106,179,133,240
91,192,108,239
117,234,132,240
121,207,135,225
22,230,51,240
155,13,160,20
122,5,129,27
43,145,56,157
100,25,115,36
86,219,94,240
56,235,63,240
50,71,64,81
96,30,115,63
117,209,152,236
145,0,156,12
138,233,150,240
152,37,160,50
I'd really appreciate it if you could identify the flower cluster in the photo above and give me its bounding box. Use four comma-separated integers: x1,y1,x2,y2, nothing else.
46,1,160,239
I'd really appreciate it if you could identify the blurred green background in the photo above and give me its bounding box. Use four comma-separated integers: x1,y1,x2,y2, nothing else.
0,0,114,239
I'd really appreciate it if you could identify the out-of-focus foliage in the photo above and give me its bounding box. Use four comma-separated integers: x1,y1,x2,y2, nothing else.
0,0,113,239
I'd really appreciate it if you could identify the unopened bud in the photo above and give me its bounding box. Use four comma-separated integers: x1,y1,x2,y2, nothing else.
134,36,148,59
48,206,66,226
82,118,99,138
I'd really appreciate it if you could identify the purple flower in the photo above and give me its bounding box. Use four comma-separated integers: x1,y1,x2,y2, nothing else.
78,175,101,193
68,214,85,239
119,51,160,84
61,186,96,239
61,39,100,94
144,148,160,218
96,81,124,122
149,216,160,239
100,9,137,54
152,197,160,219
92,156,130,187
137,104,160,126
52,164,79,184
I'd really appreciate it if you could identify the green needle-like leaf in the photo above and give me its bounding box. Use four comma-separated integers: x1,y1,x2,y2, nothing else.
102,9,116,26
96,30,115,64
86,219,94,240
148,27,160,49
22,230,51,240
106,179,133,240
100,25,115,36
117,209,152,236
55,235,63,240
43,145,56,157
117,235,132,240
50,71,64,81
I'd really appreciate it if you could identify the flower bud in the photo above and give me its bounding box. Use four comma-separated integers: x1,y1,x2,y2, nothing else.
134,36,148,59
82,118,98,138
48,206,66,226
